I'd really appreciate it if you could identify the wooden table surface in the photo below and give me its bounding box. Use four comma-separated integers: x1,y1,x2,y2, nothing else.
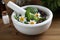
0,17,60,40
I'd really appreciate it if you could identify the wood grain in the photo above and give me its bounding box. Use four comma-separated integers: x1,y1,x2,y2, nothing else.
0,18,60,40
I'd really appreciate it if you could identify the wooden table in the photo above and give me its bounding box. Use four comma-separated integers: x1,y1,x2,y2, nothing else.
0,17,60,40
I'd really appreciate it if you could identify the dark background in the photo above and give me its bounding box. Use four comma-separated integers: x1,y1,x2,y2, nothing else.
0,0,60,18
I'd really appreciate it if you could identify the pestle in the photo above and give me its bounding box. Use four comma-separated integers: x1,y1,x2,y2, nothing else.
7,1,26,16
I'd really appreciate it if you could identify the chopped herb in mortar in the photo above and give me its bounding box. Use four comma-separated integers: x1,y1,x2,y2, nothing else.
14,7,47,24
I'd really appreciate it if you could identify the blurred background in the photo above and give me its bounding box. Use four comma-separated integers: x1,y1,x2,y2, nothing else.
0,0,60,19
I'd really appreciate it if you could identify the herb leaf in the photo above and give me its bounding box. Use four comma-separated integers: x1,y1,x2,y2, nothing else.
25,7,38,14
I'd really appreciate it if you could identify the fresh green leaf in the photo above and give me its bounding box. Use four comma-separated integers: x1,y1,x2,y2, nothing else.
24,21,28,24
14,15,19,21
25,8,36,21
26,7,38,14
39,17,46,21
33,16,40,22
25,10,32,21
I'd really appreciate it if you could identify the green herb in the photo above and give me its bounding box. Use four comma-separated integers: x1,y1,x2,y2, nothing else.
25,8,41,22
24,21,28,24
33,16,40,22
25,10,31,21
14,14,19,21
39,17,46,21
25,7,38,14
25,7,39,21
